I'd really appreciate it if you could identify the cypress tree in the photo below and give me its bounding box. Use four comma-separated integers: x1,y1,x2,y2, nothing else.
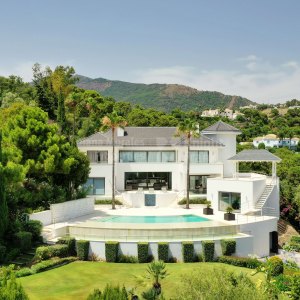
0,131,8,238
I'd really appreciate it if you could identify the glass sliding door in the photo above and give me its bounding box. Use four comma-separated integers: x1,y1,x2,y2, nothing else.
85,178,105,195
219,192,241,212
125,172,172,190
189,175,209,194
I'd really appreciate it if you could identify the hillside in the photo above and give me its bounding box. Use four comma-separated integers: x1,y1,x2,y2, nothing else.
76,76,256,112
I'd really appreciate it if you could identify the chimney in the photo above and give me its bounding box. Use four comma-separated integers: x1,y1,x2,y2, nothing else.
117,127,125,136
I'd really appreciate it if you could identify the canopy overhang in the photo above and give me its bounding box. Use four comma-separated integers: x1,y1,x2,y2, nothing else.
228,150,281,179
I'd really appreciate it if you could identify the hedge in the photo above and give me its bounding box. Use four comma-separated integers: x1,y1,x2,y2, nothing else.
182,242,194,262
137,242,149,263
0,245,6,263
158,242,168,262
118,255,138,263
202,240,214,262
15,231,32,252
178,198,208,205
267,256,284,276
57,237,76,256
218,256,262,269
16,257,77,277
76,240,90,261
221,239,236,256
105,241,119,262
35,244,69,260
290,236,300,244
23,220,43,241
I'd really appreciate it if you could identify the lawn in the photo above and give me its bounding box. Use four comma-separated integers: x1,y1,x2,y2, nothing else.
19,262,264,300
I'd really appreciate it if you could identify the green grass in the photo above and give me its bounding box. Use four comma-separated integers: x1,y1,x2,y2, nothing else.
19,262,264,300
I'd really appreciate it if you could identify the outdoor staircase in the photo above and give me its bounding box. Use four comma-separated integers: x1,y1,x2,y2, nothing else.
255,185,274,210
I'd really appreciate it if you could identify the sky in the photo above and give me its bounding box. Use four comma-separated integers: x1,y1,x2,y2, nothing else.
0,0,300,103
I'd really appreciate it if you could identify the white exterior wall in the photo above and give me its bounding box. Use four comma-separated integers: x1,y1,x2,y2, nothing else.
30,210,52,226
80,145,224,196
84,236,266,260
202,133,237,177
240,218,278,257
207,177,266,213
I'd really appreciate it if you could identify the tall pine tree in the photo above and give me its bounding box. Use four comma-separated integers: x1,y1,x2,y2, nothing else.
0,131,8,238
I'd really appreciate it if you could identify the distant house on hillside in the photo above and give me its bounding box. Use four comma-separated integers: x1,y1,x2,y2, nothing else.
253,134,299,149
201,108,242,120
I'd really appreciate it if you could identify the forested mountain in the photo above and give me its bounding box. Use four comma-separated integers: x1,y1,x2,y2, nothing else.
76,75,256,112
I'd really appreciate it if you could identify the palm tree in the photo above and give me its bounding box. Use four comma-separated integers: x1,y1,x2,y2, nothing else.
176,119,199,209
102,111,127,209
146,261,168,295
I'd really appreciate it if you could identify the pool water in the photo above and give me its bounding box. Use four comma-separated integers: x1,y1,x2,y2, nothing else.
97,214,209,223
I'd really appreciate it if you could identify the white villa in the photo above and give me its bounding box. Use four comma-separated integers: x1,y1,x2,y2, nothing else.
31,121,282,260
253,134,299,149
77,121,280,217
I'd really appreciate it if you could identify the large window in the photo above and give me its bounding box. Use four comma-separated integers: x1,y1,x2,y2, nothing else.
219,192,241,212
125,172,172,190
119,151,175,163
85,178,105,195
189,175,209,194
190,151,209,163
87,151,108,163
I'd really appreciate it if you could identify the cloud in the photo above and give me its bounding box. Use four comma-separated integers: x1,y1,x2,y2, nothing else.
134,57,300,103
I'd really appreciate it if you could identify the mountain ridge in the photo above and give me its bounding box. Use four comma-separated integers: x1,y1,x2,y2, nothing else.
76,75,256,112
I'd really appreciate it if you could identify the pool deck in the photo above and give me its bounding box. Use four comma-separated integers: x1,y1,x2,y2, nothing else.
43,204,277,240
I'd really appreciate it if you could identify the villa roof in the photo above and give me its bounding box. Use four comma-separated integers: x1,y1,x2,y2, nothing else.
201,121,241,134
77,127,224,147
228,150,281,162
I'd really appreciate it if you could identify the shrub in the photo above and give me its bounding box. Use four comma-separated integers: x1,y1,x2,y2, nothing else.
118,254,138,263
221,239,236,256
182,242,194,262
5,248,20,262
290,275,300,300
35,244,69,260
0,245,6,263
31,257,77,274
174,267,268,300
89,253,100,262
57,237,76,256
158,242,168,262
273,274,292,292
15,231,32,252
15,268,33,278
105,241,119,262
137,242,149,263
267,256,284,276
35,246,50,260
50,244,69,258
95,199,122,205
76,240,90,261
87,285,128,300
202,240,214,262
218,256,262,269
168,256,177,263
0,266,29,299
290,236,300,244
178,198,207,205
23,220,42,241
287,242,300,252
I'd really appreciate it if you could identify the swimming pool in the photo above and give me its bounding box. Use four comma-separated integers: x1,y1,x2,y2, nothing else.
97,214,209,223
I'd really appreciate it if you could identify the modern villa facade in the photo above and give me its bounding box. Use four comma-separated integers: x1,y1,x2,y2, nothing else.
31,121,281,260
77,120,280,218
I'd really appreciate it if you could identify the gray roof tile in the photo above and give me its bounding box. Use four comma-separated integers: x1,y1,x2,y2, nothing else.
202,121,241,133
228,150,281,162
77,127,224,147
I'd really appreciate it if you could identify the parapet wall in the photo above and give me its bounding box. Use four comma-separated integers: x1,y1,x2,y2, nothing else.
30,198,94,225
